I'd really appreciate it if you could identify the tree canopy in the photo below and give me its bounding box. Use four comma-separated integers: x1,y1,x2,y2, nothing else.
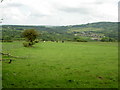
22,29,39,42
22,29,39,47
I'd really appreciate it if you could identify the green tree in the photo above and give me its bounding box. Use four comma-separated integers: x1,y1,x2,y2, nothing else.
22,29,39,46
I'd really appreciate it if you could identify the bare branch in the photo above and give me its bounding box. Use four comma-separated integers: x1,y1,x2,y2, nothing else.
1,0,4,3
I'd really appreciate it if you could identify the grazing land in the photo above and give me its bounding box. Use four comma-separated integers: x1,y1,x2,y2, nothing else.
2,41,118,88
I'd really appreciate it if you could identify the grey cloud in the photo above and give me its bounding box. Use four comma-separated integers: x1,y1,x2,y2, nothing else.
94,1,104,4
6,3,25,7
24,10,49,19
59,7,92,14
30,13,47,17
3,0,117,25
28,9,50,18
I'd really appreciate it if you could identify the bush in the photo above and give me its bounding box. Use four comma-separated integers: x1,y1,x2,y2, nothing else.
101,37,109,42
29,42,35,45
109,38,115,42
73,37,88,42
101,37,115,42
2,40,13,42
23,42,30,47
76,39,87,42
34,40,39,43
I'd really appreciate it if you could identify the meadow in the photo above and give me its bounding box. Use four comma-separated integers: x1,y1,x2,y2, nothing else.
2,41,118,88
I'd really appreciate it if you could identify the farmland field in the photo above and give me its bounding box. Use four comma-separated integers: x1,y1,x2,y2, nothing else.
2,41,118,88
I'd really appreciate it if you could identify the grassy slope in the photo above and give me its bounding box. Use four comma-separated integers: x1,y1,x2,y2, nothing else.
2,22,118,40
2,42,118,88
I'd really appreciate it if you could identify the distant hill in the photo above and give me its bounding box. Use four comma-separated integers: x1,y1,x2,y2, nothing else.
1,22,118,41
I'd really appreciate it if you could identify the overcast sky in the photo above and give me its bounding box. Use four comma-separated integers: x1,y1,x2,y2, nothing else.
1,0,119,26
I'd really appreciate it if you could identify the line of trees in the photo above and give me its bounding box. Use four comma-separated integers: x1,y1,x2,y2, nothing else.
1,28,117,46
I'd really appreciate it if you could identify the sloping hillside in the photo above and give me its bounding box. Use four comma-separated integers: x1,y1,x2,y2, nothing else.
1,22,118,41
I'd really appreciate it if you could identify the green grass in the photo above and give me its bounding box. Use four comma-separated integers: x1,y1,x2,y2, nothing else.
2,41,118,88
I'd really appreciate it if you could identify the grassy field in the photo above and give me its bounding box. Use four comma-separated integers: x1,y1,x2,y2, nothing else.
2,41,118,88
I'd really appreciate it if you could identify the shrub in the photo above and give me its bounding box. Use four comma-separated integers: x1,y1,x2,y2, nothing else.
101,37,115,42
109,38,115,42
73,37,88,42
7,40,13,42
2,40,13,42
29,42,34,46
23,42,30,47
76,39,87,42
34,40,39,43
101,37,109,42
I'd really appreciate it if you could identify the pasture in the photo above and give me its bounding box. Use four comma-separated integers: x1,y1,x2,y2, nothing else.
2,41,118,88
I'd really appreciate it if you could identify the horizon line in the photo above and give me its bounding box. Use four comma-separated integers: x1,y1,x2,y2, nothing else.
1,21,118,26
